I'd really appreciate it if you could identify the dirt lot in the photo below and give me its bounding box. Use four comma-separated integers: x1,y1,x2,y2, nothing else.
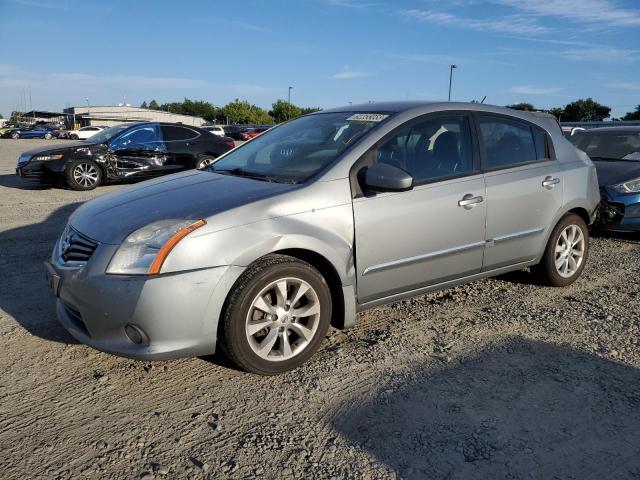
1,138,639,480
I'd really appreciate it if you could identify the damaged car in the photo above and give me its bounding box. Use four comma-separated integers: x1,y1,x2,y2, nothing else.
46,102,599,374
15,122,235,190
570,126,640,231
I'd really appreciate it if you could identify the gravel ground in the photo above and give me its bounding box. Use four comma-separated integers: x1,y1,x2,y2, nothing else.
1,138,639,480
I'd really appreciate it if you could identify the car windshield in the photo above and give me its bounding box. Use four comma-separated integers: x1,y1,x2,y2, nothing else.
570,132,640,161
85,124,131,144
211,112,390,183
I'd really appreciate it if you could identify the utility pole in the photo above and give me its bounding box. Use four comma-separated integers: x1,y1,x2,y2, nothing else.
448,64,458,101
288,86,293,104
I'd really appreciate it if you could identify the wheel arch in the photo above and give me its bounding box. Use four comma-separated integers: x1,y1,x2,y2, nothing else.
271,248,347,330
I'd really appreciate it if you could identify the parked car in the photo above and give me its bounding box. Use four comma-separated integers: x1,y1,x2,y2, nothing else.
45,102,599,374
201,125,226,136
0,122,23,137
66,126,106,140
239,127,269,141
3,124,60,139
570,126,640,230
16,122,235,190
223,125,249,140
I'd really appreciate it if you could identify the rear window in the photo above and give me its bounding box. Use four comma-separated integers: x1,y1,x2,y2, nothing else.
161,125,199,141
478,116,544,169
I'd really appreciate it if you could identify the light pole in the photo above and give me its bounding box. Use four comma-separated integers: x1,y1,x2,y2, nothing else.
288,86,293,104
85,98,90,126
448,64,457,101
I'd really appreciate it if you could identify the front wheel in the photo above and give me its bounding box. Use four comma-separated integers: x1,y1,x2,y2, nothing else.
65,159,103,191
69,134,79,140
534,213,589,287
219,254,332,375
11,132,19,139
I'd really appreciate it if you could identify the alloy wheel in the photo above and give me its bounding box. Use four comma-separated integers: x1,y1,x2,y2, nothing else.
554,224,585,278
197,157,215,169
245,277,321,362
72,163,99,188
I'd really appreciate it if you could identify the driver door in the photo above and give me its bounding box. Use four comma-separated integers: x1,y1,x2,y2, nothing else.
353,112,486,304
109,123,168,177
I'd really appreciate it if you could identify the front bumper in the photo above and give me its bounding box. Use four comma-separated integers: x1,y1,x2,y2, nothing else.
16,160,62,184
599,188,640,232
46,240,243,360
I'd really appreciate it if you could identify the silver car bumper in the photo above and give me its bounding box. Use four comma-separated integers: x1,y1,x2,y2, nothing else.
46,241,242,360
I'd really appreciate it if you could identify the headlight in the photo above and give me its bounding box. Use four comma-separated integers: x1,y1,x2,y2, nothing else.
33,153,64,161
106,219,206,275
612,177,640,194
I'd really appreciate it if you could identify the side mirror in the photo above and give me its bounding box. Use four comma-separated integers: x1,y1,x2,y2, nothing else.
363,162,413,192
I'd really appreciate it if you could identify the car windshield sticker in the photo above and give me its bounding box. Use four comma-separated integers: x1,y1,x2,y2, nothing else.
347,113,389,122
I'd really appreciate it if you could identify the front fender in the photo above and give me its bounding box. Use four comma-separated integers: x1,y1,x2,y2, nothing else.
161,203,356,286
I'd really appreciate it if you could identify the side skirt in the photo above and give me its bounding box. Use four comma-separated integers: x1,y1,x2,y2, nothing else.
356,260,536,312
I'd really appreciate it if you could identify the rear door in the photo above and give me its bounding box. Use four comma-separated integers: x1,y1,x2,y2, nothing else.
160,125,202,170
475,114,563,270
353,112,486,304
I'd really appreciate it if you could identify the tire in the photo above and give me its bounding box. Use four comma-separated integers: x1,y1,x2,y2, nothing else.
70,134,79,140
195,155,216,169
11,132,19,139
44,133,53,140
534,213,589,287
219,254,332,375
65,159,103,191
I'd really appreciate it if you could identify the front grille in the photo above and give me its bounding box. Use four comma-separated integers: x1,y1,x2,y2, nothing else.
59,226,98,265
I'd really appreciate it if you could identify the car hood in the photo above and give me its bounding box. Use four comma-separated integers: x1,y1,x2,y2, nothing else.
69,170,297,244
593,160,640,187
22,141,102,157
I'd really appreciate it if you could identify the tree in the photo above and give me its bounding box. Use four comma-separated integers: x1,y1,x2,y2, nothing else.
548,107,564,120
270,100,301,123
506,102,535,111
221,99,274,124
561,98,611,122
148,99,160,110
269,100,321,123
622,105,640,121
140,101,148,109
0,113,3,119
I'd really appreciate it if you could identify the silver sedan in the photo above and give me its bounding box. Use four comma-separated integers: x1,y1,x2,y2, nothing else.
46,102,600,374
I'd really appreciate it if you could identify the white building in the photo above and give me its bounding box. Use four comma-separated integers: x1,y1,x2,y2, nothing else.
63,105,206,128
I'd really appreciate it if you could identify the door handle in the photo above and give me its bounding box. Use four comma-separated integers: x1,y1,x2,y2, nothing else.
458,194,484,209
542,176,560,189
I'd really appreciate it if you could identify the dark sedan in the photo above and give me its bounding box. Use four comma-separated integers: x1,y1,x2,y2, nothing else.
15,122,236,190
570,126,640,230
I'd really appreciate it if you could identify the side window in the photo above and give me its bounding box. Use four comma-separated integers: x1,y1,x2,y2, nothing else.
532,127,549,159
161,125,199,142
478,116,539,169
110,124,164,151
375,115,474,184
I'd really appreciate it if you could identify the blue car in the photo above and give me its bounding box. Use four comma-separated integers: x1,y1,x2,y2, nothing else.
570,126,640,231
5,124,60,139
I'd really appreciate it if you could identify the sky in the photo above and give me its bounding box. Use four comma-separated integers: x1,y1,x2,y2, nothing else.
0,0,639,119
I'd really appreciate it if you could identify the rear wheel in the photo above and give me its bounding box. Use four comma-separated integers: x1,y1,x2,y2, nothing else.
65,159,102,191
195,155,216,169
69,134,79,140
535,213,588,287
11,132,19,139
220,254,332,375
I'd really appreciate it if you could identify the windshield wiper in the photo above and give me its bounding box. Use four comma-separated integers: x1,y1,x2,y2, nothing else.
212,167,278,182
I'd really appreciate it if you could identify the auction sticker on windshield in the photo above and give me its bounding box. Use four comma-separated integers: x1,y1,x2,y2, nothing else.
346,113,389,122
